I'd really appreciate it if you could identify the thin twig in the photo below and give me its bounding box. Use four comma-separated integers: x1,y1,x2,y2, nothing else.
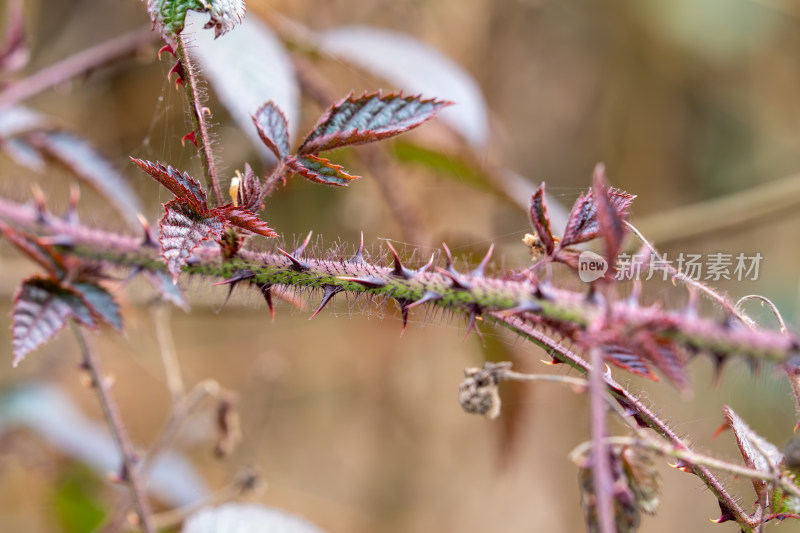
175,34,223,206
0,27,157,109
71,323,155,533
589,345,616,533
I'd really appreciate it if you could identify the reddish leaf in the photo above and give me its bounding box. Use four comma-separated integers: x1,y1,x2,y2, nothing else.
603,344,659,382
0,221,66,277
12,276,95,366
213,205,277,238
528,183,555,256
159,199,224,282
235,163,262,212
130,158,207,210
71,281,122,331
632,334,687,390
252,102,290,161
287,155,359,186
591,163,627,264
297,91,451,155
560,172,634,249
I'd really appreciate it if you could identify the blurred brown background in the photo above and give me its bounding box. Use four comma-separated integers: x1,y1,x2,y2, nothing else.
1,0,800,532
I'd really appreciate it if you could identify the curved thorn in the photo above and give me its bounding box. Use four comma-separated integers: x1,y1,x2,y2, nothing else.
465,307,485,344
310,285,343,319
31,183,47,222
417,252,436,274
406,290,442,310
136,213,157,247
257,283,275,321
181,131,198,147
350,232,366,263
394,297,412,336
386,242,414,279
66,183,80,224
212,269,255,286
293,230,313,257
472,243,494,277
337,276,385,289
278,248,309,271
436,266,471,290
158,44,176,60
442,242,454,269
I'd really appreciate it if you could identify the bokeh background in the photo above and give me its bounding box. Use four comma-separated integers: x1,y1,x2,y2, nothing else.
1,0,800,532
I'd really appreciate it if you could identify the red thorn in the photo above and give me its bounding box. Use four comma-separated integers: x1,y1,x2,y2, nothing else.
212,269,255,286
472,243,494,277
293,230,313,257
337,276,385,289
181,131,197,147
168,61,184,88
406,290,442,310
436,266,471,290
442,242,454,269
417,252,436,274
310,285,343,320
258,283,274,321
158,44,176,60
277,248,309,271
386,242,414,279
393,298,412,336
31,183,47,221
174,76,184,89
136,214,156,247
712,421,730,439
65,183,80,224
350,232,365,263
541,357,563,366
200,106,212,117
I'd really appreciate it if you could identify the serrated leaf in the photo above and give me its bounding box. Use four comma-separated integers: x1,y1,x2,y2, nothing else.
147,0,245,43
235,163,262,212
71,282,122,331
12,276,95,366
213,205,277,237
0,221,66,277
603,344,658,382
252,102,290,161
130,158,207,210
722,406,784,504
187,11,299,164
142,270,190,311
319,26,489,147
560,180,635,249
592,164,627,264
159,199,224,282
297,92,451,155
529,183,555,256
182,503,327,533
633,335,687,390
287,155,359,186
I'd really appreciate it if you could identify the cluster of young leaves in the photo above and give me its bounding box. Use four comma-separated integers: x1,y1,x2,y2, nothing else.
147,0,246,43
0,222,121,366
253,91,451,185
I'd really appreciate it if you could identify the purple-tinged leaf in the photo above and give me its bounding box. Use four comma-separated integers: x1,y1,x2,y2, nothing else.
213,205,277,238
603,344,658,382
234,163,262,212
71,281,123,331
12,276,95,366
287,155,359,186
560,173,635,249
142,270,190,311
252,102,290,161
591,163,627,264
0,221,66,277
159,199,224,282
131,158,207,211
529,183,555,256
719,406,784,505
633,335,687,390
30,131,144,230
297,91,452,155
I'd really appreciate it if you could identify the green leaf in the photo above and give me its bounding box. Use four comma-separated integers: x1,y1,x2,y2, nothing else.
287,155,359,186
147,0,246,42
297,92,451,155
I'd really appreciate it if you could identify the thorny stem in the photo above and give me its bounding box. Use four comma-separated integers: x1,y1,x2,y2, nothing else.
0,27,157,109
70,323,155,533
174,35,223,206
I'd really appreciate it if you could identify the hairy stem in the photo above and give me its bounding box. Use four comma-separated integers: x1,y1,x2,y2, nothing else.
174,35,223,206
589,344,616,533
71,323,155,533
